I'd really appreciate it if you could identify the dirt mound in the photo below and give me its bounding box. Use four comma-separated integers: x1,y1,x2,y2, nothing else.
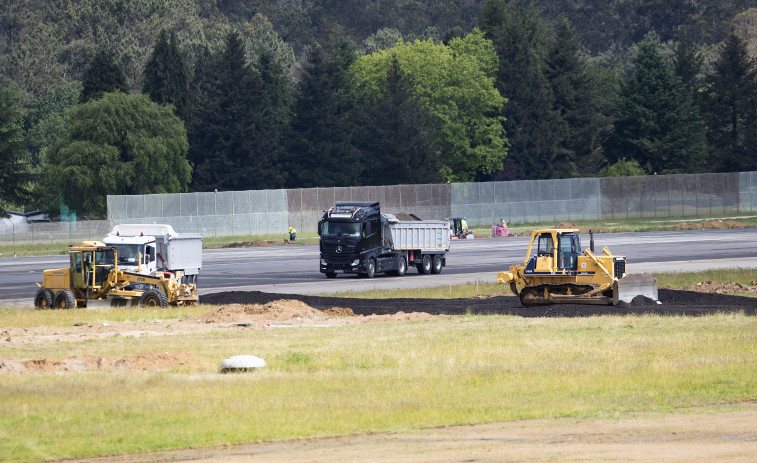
223,240,278,248
0,350,197,375
671,220,748,230
323,307,356,316
554,221,578,229
669,281,757,294
197,300,330,324
394,213,421,221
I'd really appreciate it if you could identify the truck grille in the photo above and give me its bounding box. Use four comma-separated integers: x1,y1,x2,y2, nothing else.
614,258,626,278
322,243,357,265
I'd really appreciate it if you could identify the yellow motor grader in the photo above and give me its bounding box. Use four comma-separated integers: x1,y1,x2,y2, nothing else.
33,241,198,309
497,229,658,307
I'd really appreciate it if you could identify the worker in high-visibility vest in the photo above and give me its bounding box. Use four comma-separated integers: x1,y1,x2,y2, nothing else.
288,226,297,242
461,217,468,232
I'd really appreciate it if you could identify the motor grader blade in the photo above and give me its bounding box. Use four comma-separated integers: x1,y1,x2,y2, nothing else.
613,273,659,305
85,297,141,309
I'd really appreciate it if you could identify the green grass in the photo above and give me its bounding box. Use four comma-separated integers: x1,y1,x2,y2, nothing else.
655,268,757,288
0,311,755,462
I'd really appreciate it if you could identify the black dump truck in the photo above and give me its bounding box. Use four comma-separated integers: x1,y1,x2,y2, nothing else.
318,201,451,278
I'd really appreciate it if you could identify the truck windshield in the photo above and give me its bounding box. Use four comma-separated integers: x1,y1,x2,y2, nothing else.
322,221,361,238
114,244,141,264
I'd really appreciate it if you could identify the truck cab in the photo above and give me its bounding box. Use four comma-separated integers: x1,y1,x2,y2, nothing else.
318,202,383,277
101,233,158,275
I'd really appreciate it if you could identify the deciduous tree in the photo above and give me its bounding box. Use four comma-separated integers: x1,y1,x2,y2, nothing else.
352,29,507,182
45,92,190,216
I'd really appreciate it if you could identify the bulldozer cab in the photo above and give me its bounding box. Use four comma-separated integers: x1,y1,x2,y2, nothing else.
526,229,581,273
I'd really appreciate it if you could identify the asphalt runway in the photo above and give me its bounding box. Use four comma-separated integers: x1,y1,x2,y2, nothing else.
3,228,757,307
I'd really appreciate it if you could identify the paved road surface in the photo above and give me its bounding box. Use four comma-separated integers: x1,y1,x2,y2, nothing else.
3,229,757,307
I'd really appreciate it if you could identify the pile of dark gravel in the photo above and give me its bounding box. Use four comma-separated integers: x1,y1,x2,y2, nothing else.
200,288,756,318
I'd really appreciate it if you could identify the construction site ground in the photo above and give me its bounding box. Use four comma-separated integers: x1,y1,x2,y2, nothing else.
3,284,757,462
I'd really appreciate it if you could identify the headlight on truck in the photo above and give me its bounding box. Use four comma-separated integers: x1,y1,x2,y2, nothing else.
352,259,360,266
320,259,327,266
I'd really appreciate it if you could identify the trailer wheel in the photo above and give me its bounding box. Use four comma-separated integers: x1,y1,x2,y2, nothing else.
419,255,432,275
365,258,376,278
325,272,337,279
140,289,169,307
34,288,54,309
397,256,407,276
54,290,76,309
431,255,443,274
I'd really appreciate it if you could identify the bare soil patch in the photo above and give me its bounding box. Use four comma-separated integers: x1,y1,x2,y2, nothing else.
222,239,278,248
669,280,757,294
0,350,196,375
672,219,749,230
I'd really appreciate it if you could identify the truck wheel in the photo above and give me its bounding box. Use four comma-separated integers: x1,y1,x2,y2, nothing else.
431,255,443,274
325,272,337,279
419,255,432,275
397,257,407,276
34,288,54,309
54,290,76,309
365,258,376,278
140,289,169,307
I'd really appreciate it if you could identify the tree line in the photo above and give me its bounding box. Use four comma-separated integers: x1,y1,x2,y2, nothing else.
1,0,756,217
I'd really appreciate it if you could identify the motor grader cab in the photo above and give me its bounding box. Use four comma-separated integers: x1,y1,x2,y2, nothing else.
33,241,198,309
497,229,658,307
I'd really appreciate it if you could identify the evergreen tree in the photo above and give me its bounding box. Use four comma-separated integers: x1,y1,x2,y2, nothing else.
188,31,285,191
545,18,609,176
672,35,704,90
701,33,757,172
246,47,292,189
142,30,190,121
480,0,568,180
286,36,363,188
606,34,706,174
358,57,441,186
0,87,31,208
79,50,127,103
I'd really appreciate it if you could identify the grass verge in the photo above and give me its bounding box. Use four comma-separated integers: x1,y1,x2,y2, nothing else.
1,312,756,462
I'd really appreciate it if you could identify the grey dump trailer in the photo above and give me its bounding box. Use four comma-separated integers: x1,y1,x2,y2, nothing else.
318,201,451,278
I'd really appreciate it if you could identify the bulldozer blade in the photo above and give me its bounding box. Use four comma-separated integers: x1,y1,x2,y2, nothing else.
613,273,659,305
85,298,140,309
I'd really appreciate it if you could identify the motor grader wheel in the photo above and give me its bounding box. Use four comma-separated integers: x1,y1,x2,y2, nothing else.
139,289,169,307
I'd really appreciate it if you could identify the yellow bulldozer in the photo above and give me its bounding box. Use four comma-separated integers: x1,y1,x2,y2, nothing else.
33,241,199,309
497,229,658,307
